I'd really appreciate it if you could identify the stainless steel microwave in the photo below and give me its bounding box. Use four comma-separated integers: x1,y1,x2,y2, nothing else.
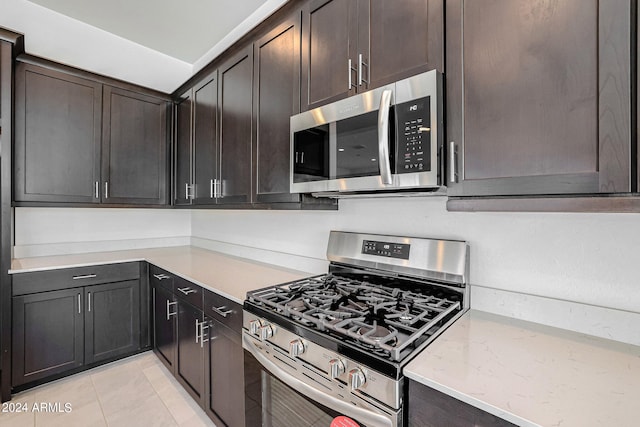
290,70,443,195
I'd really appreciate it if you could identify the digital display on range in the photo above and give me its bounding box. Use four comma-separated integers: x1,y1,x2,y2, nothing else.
362,240,410,260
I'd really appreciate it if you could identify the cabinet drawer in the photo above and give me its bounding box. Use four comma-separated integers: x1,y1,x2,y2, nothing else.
174,276,203,310
13,262,140,296
203,289,242,333
149,264,174,291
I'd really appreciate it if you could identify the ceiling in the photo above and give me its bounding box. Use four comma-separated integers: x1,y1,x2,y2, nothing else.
27,0,268,63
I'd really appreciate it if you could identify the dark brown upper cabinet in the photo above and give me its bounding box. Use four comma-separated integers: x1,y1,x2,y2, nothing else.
14,63,102,204
14,58,170,206
102,86,169,205
174,89,193,206
193,74,219,205
174,72,219,206
301,0,444,111
218,45,254,205
446,0,632,198
253,14,303,204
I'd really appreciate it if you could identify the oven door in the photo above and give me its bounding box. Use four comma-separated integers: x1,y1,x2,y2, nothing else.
243,334,400,427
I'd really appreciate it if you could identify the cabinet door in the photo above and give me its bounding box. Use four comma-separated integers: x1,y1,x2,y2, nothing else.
301,0,358,111
152,285,177,372
14,63,102,203
85,280,140,364
174,90,193,206
361,0,444,91
193,72,219,204
253,15,302,204
176,301,205,405
12,288,84,386
102,86,169,204
205,318,244,427
218,46,254,205
447,0,632,197
408,380,516,427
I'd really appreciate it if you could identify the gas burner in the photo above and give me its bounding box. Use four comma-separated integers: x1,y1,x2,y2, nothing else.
248,267,465,362
357,324,396,343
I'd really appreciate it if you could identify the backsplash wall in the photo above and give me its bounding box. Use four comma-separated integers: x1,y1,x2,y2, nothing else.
14,207,192,257
191,197,640,345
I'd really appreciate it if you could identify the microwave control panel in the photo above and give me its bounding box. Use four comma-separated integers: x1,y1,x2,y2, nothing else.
396,97,431,174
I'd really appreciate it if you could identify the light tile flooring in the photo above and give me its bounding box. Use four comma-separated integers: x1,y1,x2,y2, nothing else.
0,352,216,427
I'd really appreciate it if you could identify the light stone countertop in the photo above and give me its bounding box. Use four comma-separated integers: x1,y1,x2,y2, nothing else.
404,309,640,427
10,246,311,303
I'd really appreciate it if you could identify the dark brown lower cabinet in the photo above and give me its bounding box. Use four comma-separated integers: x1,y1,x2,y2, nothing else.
176,301,205,405
205,316,244,427
150,265,245,426
152,284,177,371
12,288,84,386
408,380,516,427
85,280,140,364
12,277,142,387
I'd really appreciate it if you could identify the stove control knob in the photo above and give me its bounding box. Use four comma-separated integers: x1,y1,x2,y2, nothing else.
329,359,345,379
289,339,305,357
349,368,366,391
249,320,262,335
259,324,274,341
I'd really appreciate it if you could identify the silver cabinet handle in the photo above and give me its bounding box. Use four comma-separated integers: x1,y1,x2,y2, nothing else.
177,287,197,295
449,141,458,184
348,59,358,90
104,182,109,199
210,179,214,199
377,89,393,185
166,300,177,320
94,181,99,199
73,274,96,280
78,294,81,314
358,53,368,86
195,320,210,347
300,152,304,164
211,305,233,318
295,152,299,164
200,321,209,347
153,273,170,280
87,292,91,312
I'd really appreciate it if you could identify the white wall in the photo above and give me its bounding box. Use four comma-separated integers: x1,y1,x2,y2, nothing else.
1,0,191,93
191,197,640,346
14,207,191,257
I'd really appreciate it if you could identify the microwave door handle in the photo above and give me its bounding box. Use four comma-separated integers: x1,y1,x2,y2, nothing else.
378,89,393,185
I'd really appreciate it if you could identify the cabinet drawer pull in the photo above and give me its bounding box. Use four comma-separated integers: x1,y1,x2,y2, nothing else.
177,287,197,296
87,292,91,312
211,305,233,318
166,300,177,320
104,181,109,199
73,274,97,280
153,273,170,280
78,294,81,314
94,181,99,199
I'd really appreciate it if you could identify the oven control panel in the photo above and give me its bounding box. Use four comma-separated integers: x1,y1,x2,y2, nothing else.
243,311,402,411
362,240,410,260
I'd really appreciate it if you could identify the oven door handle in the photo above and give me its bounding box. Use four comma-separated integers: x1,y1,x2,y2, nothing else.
378,89,393,186
243,333,394,427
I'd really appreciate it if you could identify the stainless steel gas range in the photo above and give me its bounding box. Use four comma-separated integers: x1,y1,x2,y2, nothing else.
242,231,469,427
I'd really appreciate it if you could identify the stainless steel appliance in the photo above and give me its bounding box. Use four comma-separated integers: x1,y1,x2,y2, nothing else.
290,70,443,196
243,231,469,427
